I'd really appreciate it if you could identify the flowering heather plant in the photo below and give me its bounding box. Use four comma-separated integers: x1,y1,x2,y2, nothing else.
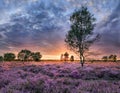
0,62,120,93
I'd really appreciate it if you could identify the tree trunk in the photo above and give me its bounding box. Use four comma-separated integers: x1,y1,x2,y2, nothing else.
80,54,84,67
79,45,84,67
80,55,82,66
82,55,85,67
80,53,85,67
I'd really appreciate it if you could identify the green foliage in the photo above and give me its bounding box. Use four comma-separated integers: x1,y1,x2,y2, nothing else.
65,6,98,66
0,56,4,62
31,52,42,61
4,53,16,61
18,49,42,61
18,49,32,61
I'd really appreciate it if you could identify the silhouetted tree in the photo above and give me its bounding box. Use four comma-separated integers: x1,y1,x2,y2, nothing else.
109,54,117,62
64,52,69,62
18,49,31,61
70,55,74,62
113,55,117,62
102,56,108,62
4,53,16,61
32,52,42,61
65,6,99,67
0,56,4,62
109,55,114,61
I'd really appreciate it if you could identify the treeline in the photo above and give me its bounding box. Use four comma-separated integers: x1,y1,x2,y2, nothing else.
60,52,74,62
0,49,42,62
102,54,117,62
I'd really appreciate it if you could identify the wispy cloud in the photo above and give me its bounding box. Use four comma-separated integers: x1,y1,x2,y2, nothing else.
0,0,119,59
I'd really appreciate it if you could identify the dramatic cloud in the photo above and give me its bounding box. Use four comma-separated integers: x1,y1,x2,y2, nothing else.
94,1,120,57
0,0,119,59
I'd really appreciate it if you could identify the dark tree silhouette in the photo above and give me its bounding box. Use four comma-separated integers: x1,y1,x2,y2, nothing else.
4,53,16,61
102,56,108,62
113,55,117,62
109,55,113,61
18,49,42,62
18,49,31,61
65,6,99,67
0,56,4,62
32,52,42,61
64,52,69,62
70,55,74,62
109,54,117,62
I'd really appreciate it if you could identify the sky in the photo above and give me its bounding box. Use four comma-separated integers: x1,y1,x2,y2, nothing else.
0,0,120,60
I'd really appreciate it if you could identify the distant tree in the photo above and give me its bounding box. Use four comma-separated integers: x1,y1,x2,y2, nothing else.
70,55,74,62
18,49,31,61
109,55,113,61
64,52,69,62
102,56,108,62
32,52,42,61
4,53,16,61
90,59,95,63
0,56,4,62
113,55,117,62
109,54,117,62
65,6,99,67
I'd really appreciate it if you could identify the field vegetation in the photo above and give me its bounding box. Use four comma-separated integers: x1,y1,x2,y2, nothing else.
0,62,120,93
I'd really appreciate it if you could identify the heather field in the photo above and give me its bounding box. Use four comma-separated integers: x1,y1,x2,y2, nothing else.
0,62,120,93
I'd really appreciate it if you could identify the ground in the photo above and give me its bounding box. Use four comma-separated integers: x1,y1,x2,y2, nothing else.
0,61,120,93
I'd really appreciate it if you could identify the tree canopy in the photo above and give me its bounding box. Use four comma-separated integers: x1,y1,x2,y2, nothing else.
18,49,42,61
18,49,32,61
4,53,16,61
0,56,4,62
31,52,42,61
65,6,99,67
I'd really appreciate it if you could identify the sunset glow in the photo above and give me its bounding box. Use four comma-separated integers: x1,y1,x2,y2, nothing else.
0,0,120,59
